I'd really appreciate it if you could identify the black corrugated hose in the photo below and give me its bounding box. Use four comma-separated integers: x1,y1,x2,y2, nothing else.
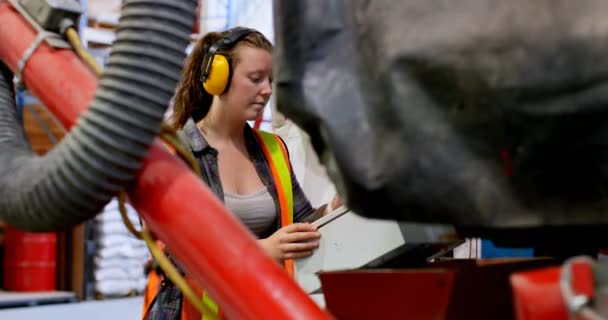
0,0,197,231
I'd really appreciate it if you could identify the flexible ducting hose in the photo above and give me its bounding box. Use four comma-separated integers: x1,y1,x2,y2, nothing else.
0,0,196,231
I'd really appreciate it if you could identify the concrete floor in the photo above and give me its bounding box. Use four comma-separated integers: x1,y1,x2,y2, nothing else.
0,296,143,320
0,294,326,319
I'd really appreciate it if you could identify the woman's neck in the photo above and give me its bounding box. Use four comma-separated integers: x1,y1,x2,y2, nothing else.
198,102,245,145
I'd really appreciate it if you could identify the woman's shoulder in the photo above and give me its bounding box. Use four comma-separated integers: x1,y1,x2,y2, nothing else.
177,117,209,153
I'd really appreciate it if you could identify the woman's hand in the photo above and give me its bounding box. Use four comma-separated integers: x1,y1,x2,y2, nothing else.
259,223,321,261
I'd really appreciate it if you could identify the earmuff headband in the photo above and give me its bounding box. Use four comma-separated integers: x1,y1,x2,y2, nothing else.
200,27,255,82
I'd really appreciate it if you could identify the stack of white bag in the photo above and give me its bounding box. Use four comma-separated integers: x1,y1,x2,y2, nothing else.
94,198,151,297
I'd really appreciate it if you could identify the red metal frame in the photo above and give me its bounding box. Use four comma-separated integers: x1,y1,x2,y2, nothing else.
0,3,330,319
320,270,454,320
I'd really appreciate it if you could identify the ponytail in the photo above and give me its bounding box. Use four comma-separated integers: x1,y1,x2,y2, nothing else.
170,32,222,128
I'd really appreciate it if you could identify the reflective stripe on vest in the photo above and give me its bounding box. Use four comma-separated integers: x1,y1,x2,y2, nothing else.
200,130,294,320
254,130,294,276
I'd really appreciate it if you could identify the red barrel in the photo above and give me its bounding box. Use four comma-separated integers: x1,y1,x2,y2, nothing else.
3,226,56,291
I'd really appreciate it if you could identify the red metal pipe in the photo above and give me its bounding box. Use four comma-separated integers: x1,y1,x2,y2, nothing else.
0,3,330,319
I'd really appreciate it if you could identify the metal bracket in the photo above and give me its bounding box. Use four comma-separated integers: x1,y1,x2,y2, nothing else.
13,31,50,89
7,0,70,49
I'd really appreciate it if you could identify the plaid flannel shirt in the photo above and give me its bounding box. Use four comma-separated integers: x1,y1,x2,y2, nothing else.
145,118,321,320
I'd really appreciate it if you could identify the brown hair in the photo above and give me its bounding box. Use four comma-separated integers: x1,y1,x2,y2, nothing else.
170,27,273,129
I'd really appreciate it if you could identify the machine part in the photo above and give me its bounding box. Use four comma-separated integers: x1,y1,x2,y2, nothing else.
273,0,608,240
560,256,595,314
511,257,607,320
7,0,69,48
295,206,457,294
321,258,554,320
18,0,81,33
0,3,331,319
0,0,196,232
560,256,607,320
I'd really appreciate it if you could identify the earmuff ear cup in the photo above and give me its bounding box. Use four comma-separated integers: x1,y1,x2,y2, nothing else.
203,54,231,96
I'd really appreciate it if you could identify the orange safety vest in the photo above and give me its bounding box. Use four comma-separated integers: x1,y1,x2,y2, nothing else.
142,130,294,320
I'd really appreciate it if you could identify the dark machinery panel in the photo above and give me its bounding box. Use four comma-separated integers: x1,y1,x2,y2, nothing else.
273,0,608,245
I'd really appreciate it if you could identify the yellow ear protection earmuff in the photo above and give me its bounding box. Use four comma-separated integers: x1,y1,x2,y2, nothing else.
200,27,255,96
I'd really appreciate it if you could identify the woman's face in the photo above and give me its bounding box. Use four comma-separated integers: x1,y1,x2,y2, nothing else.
222,46,273,122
